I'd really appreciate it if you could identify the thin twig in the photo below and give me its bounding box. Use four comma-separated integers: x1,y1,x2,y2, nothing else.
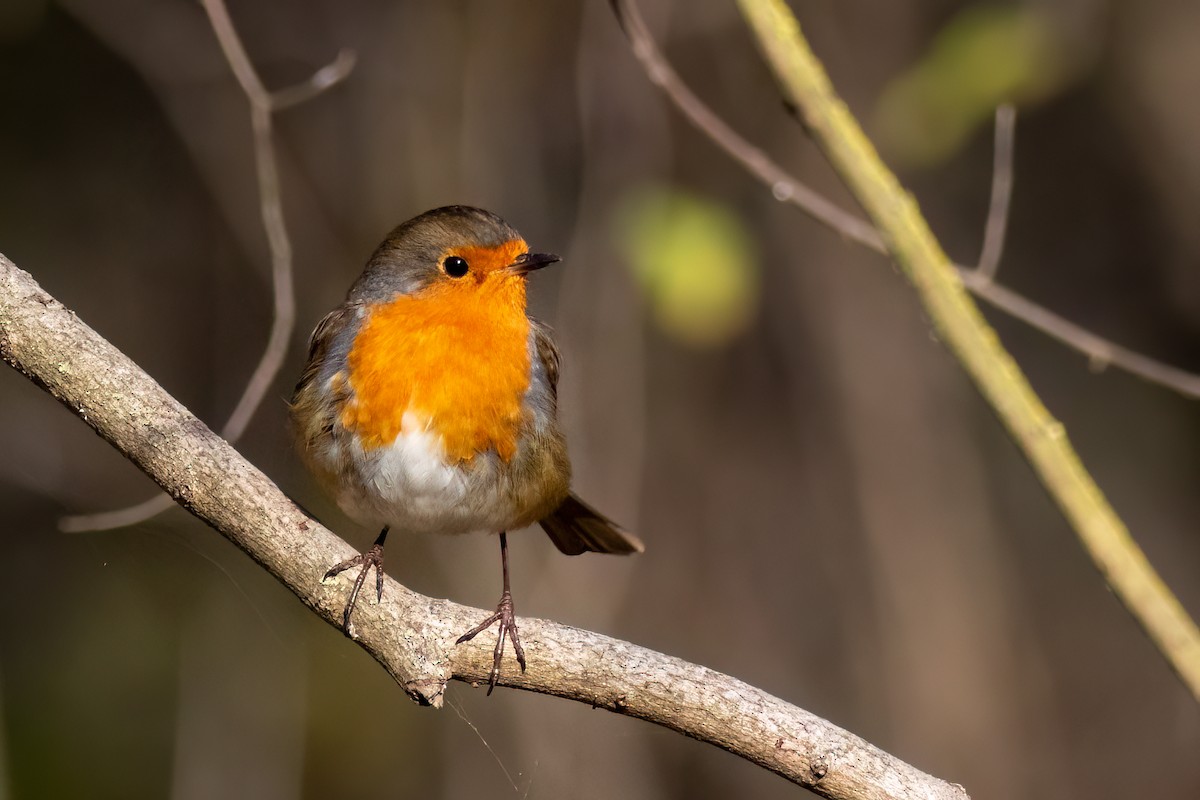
59,1,353,533
733,0,1200,702
1,253,971,800
610,0,882,249
959,273,1200,398
945,102,1197,392
950,110,1200,395
976,105,1016,281
270,49,357,111
609,0,1200,403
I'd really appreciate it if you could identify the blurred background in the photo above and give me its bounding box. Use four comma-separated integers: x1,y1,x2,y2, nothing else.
1,0,1198,797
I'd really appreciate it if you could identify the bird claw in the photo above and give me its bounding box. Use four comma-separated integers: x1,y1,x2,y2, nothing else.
324,540,386,632
456,589,526,695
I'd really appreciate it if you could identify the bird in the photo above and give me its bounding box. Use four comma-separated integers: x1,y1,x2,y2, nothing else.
290,205,643,692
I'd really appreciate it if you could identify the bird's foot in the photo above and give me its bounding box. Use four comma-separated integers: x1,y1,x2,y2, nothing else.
456,589,526,695
323,540,385,633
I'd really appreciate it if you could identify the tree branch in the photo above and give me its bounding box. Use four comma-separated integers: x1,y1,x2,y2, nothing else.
58,0,354,533
0,253,970,799
975,105,1016,282
734,0,1200,702
609,0,1200,402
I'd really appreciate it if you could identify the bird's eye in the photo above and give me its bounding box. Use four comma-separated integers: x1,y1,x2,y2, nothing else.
442,256,469,278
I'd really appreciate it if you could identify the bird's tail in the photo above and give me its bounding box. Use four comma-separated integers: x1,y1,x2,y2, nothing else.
539,493,644,556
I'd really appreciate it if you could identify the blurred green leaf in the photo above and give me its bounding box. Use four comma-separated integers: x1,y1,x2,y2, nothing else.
874,4,1072,166
614,185,759,348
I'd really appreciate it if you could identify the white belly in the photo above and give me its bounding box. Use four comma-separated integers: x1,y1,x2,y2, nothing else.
334,413,522,535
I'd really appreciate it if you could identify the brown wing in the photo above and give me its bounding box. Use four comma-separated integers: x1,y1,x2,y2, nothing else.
293,306,354,397
289,305,357,450
530,318,560,403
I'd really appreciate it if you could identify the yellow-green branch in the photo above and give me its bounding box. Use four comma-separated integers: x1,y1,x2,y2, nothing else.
735,0,1200,701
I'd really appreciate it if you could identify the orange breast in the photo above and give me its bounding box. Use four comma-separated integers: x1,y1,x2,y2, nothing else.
342,273,532,462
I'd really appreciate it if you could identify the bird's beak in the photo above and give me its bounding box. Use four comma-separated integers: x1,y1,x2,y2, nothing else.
508,252,561,275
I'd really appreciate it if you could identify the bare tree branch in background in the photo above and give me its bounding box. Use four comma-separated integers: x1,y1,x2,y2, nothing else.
730,0,1200,701
975,105,1016,281
0,254,971,800
59,0,355,533
610,0,1200,402
946,107,1199,392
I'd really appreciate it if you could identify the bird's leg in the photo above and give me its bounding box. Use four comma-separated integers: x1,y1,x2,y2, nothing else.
323,527,389,632
456,531,526,694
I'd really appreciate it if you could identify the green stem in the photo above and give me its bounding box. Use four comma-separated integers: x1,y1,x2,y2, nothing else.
736,0,1200,702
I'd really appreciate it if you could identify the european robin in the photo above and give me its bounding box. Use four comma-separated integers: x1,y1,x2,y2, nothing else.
291,205,643,691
